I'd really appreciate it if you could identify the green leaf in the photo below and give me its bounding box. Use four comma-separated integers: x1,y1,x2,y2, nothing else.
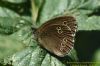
0,7,19,17
76,15,100,30
7,47,77,66
0,17,32,35
9,47,46,66
0,35,25,60
78,0,100,10
36,0,100,27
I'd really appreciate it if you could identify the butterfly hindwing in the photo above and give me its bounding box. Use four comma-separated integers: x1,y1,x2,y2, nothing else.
36,16,77,57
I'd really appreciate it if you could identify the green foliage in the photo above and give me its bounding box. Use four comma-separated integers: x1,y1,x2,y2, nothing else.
0,0,100,66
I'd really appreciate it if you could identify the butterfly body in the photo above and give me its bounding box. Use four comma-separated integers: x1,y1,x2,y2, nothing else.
35,16,77,57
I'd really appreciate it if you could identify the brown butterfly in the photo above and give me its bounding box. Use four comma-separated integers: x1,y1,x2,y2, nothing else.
35,16,77,57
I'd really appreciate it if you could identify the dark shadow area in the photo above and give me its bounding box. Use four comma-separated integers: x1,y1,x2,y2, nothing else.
88,7,100,16
0,63,12,66
75,30,100,62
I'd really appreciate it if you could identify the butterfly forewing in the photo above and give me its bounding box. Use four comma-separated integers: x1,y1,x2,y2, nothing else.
36,16,77,57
